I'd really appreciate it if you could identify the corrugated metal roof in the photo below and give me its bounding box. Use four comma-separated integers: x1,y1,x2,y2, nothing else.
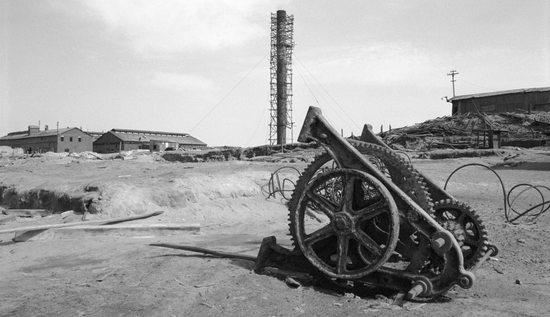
108,129,206,146
450,87,550,101
7,130,28,136
111,128,190,137
0,128,75,140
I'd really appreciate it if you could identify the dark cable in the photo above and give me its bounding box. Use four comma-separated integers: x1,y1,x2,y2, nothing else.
295,57,361,130
261,166,302,201
190,53,269,133
444,163,550,224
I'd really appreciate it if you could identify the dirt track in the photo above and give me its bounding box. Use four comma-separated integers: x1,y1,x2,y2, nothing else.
1,151,549,316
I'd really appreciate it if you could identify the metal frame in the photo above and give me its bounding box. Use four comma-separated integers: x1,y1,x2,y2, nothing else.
296,106,475,298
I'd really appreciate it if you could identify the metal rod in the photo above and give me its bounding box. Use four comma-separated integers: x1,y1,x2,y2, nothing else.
469,246,496,273
151,243,257,262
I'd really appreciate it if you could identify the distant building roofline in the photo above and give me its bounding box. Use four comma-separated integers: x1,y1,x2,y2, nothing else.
450,87,550,102
104,129,207,146
7,130,29,136
0,127,89,141
110,128,190,137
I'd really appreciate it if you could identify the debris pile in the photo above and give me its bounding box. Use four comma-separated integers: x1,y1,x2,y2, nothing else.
379,112,550,151
162,147,243,163
243,143,320,163
162,143,321,163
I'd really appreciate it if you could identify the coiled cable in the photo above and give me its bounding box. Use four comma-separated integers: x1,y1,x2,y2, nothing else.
261,166,302,201
444,163,550,224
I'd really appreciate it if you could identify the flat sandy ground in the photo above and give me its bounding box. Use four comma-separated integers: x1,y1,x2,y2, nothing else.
0,150,549,316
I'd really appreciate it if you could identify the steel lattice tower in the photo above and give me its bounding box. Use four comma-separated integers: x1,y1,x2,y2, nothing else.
269,10,294,145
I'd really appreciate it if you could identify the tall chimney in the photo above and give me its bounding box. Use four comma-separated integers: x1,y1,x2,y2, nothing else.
276,10,289,145
268,10,294,146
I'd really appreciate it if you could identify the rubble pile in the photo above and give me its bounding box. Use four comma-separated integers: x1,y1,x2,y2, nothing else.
162,143,321,163
380,111,550,151
162,147,243,163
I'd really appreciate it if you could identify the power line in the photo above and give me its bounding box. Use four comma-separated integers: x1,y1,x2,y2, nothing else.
461,80,498,92
189,53,269,133
295,57,361,130
245,97,269,147
295,64,321,106
294,61,349,128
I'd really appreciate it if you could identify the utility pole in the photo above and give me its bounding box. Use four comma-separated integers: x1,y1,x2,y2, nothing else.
447,70,459,97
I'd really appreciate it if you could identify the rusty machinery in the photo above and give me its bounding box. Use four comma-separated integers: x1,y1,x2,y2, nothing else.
254,106,498,300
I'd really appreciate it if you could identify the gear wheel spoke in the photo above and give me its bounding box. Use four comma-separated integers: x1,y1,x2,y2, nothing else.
343,175,354,207
355,200,388,222
353,229,383,257
433,199,489,269
306,192,337,220
336,235,350,274
304,224,334,246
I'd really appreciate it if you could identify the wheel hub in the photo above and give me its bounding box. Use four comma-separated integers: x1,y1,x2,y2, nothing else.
333,212,353,234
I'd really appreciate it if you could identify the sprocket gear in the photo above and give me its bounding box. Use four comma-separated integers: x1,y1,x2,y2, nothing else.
349,140,434,215
433,199,489,269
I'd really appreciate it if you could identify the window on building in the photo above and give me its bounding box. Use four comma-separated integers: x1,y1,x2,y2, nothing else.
78,137,81,142
70,137,73,142
60,136,64,142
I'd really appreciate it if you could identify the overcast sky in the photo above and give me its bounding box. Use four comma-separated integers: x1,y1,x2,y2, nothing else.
1,0,549,146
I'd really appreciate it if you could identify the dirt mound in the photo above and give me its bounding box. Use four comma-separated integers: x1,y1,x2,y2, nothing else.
0,158,295,226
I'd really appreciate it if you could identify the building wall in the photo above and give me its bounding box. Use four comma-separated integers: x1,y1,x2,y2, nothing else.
180,143,207,150
0,136,57,153
150,141,178,152
121,141,149,151
57,129,94,153
93,132,122,153
0,129,93,153
93,132,150,153
452,90,550,115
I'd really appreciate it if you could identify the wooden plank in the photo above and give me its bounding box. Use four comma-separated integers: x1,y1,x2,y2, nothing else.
0,214,18,224
0,210,164,235
56,223,200,232
13,223,200,242
1,209,50,217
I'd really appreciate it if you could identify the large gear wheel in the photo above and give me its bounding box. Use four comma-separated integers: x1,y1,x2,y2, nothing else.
288,141,434,248
433,199,489,269
288,141,436,278
292,168,400,279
